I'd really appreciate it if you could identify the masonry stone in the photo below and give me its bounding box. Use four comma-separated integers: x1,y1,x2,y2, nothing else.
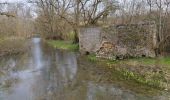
79,22,157,59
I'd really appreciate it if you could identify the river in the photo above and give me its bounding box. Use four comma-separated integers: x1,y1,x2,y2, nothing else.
0,38,169,100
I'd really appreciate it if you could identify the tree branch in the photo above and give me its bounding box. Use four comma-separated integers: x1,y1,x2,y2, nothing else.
0,12,15,17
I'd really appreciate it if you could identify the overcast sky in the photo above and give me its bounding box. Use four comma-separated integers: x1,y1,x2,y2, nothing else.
0,0,27,3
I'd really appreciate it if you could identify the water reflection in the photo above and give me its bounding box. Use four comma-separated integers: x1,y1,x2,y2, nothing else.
87,82,135,100
55,50,77,85
32,38,43,69
0,38,45,100
0,38,78,100
85,82,169,100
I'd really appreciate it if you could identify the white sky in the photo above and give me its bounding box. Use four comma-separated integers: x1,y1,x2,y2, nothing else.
0,0,27,3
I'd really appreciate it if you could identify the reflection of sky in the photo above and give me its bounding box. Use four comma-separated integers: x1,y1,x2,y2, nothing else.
86,82,170,100
0,38,43,100
55,51,77,85
32,38,44,71
87,83,136,100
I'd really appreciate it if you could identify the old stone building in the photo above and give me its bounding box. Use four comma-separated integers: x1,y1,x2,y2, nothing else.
79,22,157,59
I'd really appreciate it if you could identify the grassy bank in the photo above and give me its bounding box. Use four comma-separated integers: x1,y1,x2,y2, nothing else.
87,54,170,90
46,40,79,51
0,37,28,57
78,56,163,95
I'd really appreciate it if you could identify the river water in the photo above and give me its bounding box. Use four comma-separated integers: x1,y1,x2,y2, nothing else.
0,38,169,100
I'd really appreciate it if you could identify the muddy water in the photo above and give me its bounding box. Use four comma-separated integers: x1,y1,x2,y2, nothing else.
0,38,169,100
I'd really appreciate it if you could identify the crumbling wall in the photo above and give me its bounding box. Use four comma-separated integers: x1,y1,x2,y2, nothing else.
161,36,170,56
114,22,157,58
79,22,157,59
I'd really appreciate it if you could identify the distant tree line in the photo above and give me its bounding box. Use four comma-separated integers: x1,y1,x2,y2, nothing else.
0,2,34,38
0,0,170,55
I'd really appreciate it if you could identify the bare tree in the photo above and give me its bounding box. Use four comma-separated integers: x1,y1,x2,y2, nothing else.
0,2,15,17
79,0,117,25
147,0,153,13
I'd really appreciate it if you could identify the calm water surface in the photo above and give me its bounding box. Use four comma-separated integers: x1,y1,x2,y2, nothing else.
0,38,169,100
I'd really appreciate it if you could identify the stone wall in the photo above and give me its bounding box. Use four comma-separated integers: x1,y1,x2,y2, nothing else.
79,22,157,59
79,27,102,54
161,36,170,56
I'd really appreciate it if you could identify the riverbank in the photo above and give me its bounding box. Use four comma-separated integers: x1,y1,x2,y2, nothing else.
87,55,170,91
0,37,28,57
46,40,79,51
43,39,170,90
78,56,164,96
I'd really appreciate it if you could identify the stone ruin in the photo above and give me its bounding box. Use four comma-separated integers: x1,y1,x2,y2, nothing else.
79,22,157,59
160,36,170,56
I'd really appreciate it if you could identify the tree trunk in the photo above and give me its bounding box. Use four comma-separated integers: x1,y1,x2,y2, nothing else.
73,28,79,43
73,0,80,43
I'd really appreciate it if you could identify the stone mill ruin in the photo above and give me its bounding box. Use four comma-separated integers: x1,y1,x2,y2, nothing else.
79,22,158,59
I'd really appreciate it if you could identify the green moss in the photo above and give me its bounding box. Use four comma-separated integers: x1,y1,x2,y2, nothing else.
46,40,79,51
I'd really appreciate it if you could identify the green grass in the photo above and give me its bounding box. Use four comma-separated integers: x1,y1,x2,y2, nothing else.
127,57,170,66
66,31,76,40
87,54,97,62
128,58,156,65
159,57,170,65
118,69,164,89
46,40,79,51
87,53,170,66
86,54,170,89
